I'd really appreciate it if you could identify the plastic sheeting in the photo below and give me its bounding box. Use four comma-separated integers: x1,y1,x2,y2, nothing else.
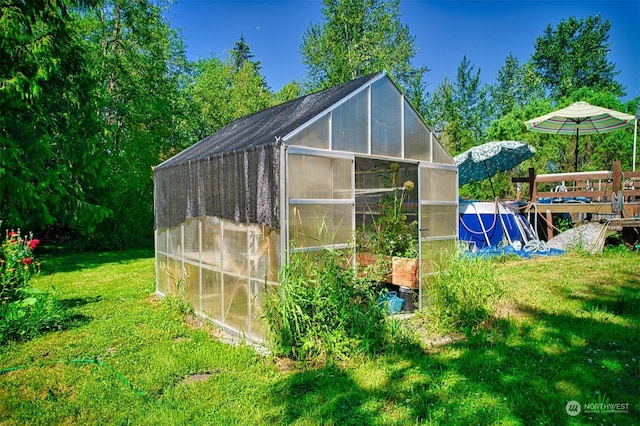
155,217,280,341
546,222,608,254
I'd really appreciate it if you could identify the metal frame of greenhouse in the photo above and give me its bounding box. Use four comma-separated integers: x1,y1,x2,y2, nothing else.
154,72,458,342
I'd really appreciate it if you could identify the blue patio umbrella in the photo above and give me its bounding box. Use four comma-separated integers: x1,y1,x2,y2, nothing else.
455,141,536,197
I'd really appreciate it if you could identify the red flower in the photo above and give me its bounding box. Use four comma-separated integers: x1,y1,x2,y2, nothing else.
8,231,17,237
28,239,40,250
22,258,33,265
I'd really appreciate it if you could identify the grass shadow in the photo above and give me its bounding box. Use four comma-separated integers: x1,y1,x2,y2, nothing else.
37,249,153,275
268,292,639,424
570,276,640,321
59,296,103,310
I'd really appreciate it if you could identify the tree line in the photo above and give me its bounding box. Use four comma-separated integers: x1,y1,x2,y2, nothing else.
1,0,638,248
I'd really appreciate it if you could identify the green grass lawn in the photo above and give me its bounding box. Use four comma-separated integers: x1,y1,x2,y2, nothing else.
0,248,638,425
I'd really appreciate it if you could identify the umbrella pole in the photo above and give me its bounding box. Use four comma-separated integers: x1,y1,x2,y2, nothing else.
483,161,497,198
574,128,580,172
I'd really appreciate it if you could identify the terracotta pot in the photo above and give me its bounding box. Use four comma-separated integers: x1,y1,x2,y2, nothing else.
356,252,418,289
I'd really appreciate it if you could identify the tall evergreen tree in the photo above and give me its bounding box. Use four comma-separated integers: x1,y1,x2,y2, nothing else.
424,56,490,155
490,54,544,118
0,0,109,233
231,34,255,70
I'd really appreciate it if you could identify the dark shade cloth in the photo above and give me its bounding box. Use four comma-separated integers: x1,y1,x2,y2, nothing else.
154,73,382,229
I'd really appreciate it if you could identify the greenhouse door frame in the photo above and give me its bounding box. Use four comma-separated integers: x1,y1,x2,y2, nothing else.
417,162,459,310
281,145,356,258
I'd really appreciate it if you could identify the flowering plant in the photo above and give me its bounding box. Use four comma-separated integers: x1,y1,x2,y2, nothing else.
356,178,418,258
1,224,41,303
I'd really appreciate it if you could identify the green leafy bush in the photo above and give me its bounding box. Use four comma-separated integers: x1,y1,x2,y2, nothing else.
0,288,67,343
424,254,503,333
0,225,68,344
263,249,391,363
0,228,40,302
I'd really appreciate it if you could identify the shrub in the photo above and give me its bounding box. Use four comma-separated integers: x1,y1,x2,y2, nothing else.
263,249,391,363
0,288,67,343
0,228,40,302
0,224,68,344
424,254,503,333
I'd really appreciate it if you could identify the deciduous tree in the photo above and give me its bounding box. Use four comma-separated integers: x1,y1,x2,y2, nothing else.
80,0,192,246
300,0,427,106
532,15,623,99
190,50,272,138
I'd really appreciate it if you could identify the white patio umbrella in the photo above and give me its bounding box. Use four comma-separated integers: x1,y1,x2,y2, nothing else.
525,101,635,171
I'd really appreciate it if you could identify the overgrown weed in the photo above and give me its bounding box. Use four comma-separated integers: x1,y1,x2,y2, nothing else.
263,249,394,363
423,253,503,335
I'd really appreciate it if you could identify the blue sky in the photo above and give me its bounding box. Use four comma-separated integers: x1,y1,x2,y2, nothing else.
166,0,640,101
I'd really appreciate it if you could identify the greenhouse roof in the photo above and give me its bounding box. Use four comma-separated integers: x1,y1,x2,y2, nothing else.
157,72,384,169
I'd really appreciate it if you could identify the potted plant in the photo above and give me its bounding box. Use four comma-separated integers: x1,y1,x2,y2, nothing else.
355,176,419,288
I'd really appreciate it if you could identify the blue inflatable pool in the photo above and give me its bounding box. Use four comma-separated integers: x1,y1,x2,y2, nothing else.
458,201,536,250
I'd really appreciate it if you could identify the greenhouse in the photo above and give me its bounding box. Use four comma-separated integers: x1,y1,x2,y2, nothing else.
154,72,458,342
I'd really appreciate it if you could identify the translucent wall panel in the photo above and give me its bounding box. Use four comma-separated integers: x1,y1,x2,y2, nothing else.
432,137,455,165
163,225,183,292
183,262,201,309
156,253,169,295
371,78,401,158
420,237,456,310
202,216,221,268
286,114,330,149
287,151,354,251
404,99,431,161
419,163,457,313
249,280,268,339
421,168,458,202
201,267,222,321
183,217,199,262
332,89,369,153
420,166,457,203
165,257,182,293
168,225,182,257
221,223,248,277
155,215,280,342
156,228,168,253
288,154,352,199
289,204,353,248
249,226,280,283
421,205,458,238
222,274,249,332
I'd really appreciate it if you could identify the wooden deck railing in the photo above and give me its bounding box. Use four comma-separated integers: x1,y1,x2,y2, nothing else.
514,161,640,204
